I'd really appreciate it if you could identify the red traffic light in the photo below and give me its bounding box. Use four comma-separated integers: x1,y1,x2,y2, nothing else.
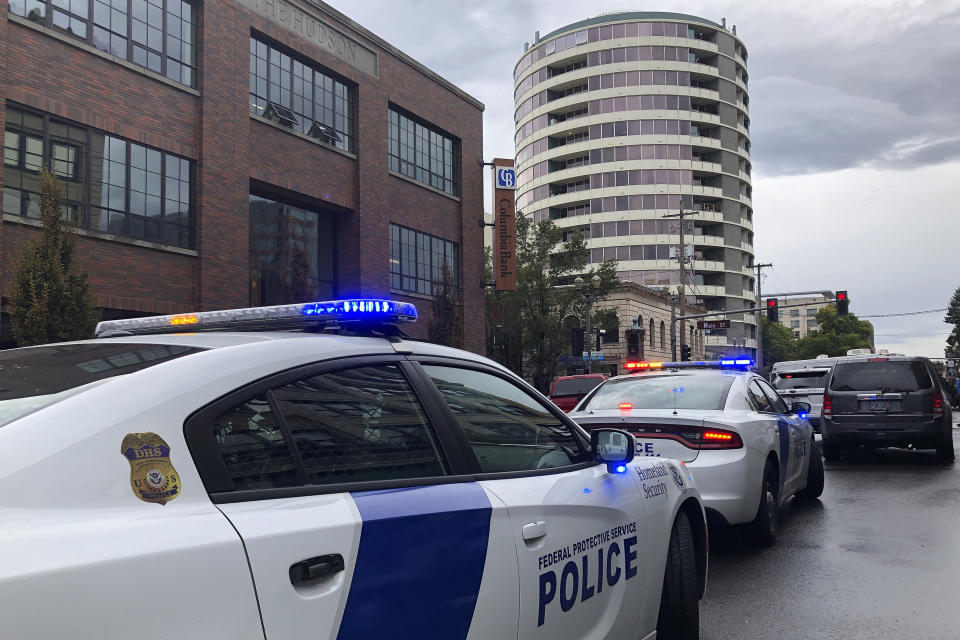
836,292,847,301
767,299,777,307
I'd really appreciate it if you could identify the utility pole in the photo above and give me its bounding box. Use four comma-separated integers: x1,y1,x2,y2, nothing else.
670,297,677,361
664,204,697,361
755,261,773,369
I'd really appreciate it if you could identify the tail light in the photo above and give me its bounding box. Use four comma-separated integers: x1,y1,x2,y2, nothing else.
822,394,832,419
629,425,743,450
933,393,944,418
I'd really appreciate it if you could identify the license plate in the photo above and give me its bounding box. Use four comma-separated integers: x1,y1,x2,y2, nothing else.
869,401,889,411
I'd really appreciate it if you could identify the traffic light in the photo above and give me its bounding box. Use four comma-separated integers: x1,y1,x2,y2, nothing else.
626,329,640,358
766,298,779,322
836,291,849,315
572,327,585,356
680,344,692,361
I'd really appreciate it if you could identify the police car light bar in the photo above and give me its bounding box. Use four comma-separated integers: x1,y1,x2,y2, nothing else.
654,359,755,369
95,298,418,337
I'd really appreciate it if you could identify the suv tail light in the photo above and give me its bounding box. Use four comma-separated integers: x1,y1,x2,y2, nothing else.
933,393,944,418
822,394,832,419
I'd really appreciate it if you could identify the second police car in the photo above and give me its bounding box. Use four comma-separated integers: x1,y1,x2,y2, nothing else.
570,360,825,544
0,299,707,640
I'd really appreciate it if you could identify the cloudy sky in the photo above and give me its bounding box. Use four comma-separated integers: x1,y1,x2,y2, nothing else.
331,0,960,358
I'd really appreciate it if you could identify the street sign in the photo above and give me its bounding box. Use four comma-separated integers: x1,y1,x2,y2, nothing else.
697,319,731,330
582,351,604,361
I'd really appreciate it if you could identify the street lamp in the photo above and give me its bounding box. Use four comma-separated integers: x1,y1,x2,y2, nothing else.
575,275,602,374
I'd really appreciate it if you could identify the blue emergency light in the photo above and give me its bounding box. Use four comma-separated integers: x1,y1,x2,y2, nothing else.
95,298,418,337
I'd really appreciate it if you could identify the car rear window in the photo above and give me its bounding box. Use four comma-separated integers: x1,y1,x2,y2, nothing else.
0,343,202,427
552,377,604,396
581,374,735,411
829,360,932,392
773,370,829,390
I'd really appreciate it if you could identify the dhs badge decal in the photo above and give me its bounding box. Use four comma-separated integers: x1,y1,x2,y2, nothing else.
668,463,684,488
121,432,180,505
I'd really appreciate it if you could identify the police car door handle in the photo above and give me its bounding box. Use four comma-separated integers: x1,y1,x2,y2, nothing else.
522,521,548,541
289,554,345,585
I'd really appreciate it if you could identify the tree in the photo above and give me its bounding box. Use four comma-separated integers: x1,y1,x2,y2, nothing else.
485,211,618,393
795,306,873,359
10,166,95,346
427,260,462,348
761,318,798,366
944,287,960,359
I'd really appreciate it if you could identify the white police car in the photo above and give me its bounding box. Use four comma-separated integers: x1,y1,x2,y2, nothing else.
0,299,707,640
570,360,824,544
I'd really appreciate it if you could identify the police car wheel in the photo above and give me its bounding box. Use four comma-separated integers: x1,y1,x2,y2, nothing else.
821,437,841,461
752,462,779,546
797,439,824,500
936,436,955,464
655,510,699,640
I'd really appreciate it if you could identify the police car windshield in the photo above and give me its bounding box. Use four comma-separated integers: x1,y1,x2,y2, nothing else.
582,374,735,411
773,370,829,390
0,342,202,427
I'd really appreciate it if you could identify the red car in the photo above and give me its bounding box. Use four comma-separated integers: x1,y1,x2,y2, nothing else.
549,374,608,412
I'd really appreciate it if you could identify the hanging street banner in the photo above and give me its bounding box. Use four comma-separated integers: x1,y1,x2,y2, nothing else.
493,158,517,291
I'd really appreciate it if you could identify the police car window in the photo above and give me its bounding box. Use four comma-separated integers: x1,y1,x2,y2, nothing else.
271,364,447,485
0,343,202,427
773,370,829,390
421,365,589,473
213,395,300,490
581,374,734,411
747,380,774,412
756,379,789,414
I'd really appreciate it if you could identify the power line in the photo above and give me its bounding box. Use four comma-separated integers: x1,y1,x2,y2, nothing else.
858,308,947,319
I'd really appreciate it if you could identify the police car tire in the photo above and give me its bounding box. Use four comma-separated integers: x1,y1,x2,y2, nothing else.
797,439,824,500
752,462,779,546
936,436,954,464
655,511,699,640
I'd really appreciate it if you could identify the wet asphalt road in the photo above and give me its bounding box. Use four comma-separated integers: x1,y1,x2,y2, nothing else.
700,423,960,640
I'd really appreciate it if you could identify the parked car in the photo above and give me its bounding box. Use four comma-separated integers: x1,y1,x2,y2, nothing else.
549,373,607,412
821,355,954,462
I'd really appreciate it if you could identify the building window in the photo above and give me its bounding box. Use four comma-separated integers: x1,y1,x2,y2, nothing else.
9,0,196,86
249,36,354,152
649,318,654,348
389,224,458,296
388,107,457,196
806,308,817,316
790,320,800,329
4,104,193,247
807,319,818,327
249,193,336,306
790,308,799,317
659,321,665,348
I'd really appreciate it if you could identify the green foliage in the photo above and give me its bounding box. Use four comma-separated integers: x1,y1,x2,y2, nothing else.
761,318,798,366
10,166,95,346
485,211,618,393
945,287,960,359
795,306,873,359
427,261,462,349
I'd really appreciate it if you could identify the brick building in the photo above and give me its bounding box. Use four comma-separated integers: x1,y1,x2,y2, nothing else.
0,0,485,350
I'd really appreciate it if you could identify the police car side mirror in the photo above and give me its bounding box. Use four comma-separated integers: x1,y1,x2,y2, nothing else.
591,428,636,474
791,401,812,419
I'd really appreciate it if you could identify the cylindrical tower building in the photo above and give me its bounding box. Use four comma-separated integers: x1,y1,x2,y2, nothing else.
513,12,755,358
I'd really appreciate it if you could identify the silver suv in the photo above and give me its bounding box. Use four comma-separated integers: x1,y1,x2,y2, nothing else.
821,355,954,463
772,360,834,432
